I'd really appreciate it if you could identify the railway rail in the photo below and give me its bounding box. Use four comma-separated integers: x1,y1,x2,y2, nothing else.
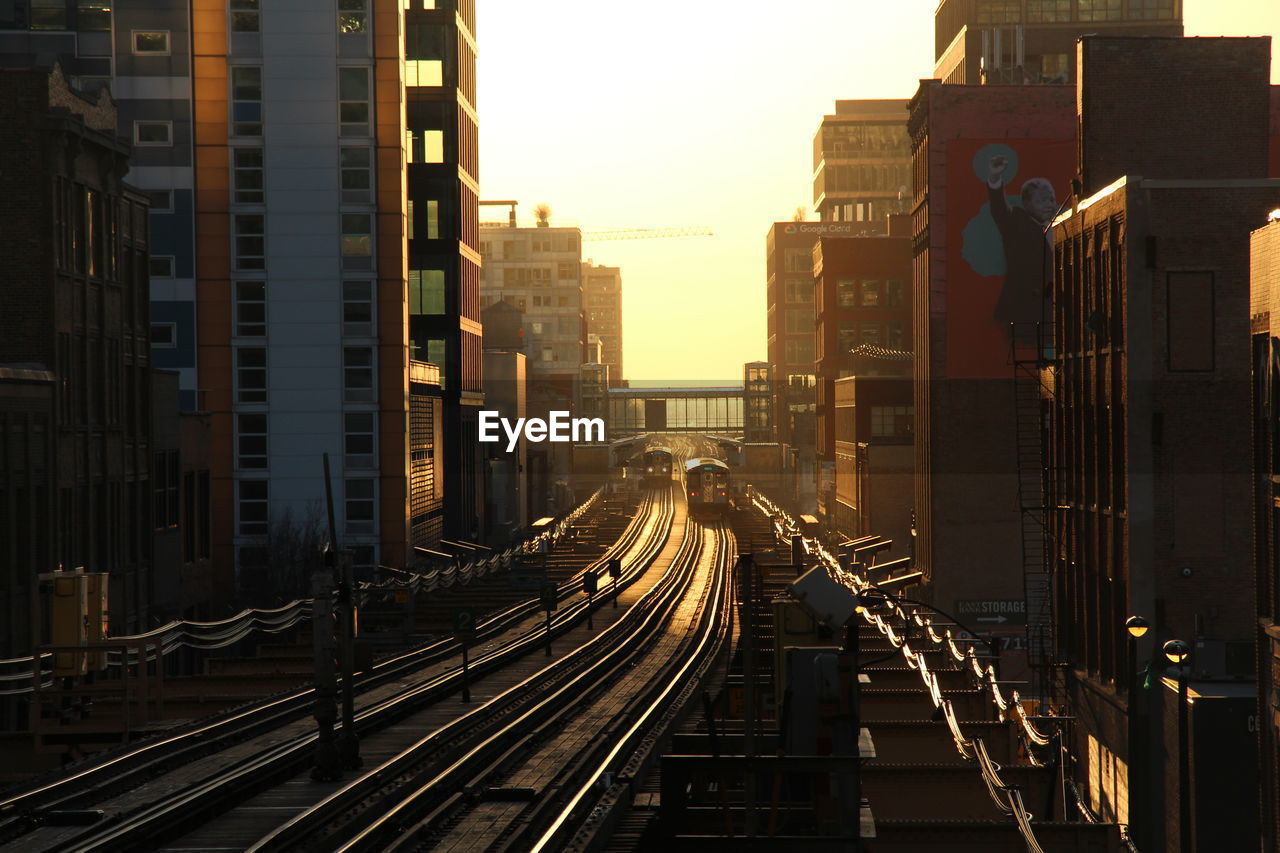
245,496,730,853
0,487,676,853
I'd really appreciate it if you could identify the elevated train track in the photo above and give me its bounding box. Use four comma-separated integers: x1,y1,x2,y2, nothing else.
0,487,682,852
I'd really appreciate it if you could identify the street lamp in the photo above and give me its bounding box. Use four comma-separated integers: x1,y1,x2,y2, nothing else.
1124,616,1150,847
1164,639,1192,852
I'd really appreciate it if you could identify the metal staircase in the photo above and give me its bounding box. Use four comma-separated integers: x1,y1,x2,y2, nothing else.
1010,322,1055,684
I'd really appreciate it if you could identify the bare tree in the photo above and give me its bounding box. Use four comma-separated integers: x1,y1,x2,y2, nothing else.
533,203,552,226
241,503,328,606
792,206,808,222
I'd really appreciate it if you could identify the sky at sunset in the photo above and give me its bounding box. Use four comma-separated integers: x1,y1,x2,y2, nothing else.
476,1,1280,384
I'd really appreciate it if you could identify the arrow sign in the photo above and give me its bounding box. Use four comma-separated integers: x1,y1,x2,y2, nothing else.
976,615,1008,624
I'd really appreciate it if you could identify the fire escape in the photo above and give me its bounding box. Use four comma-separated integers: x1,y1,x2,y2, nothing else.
1011,322,1055,694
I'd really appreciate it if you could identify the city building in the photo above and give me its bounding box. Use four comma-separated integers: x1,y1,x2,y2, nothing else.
481,299,529,540
742,361,773,443
0,65,154,650
813,222,912,522
405,0,484,544
933,0,1182,85
1048,36,1277,850
0,0,200,412
765,220,820,508
832,368,914,552
582,262,623,387
0,1,477,599
907,79,1076,661
812,99,912,226
1251,210,1280,853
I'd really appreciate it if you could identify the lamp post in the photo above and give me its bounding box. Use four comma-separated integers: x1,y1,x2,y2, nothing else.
1164,638,1191,852
1124,616,1149,847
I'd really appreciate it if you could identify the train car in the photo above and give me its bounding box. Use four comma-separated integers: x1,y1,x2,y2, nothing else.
684,457,730,516
641,446,674,485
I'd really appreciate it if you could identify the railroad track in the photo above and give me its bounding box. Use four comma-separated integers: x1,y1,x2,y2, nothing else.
241,498,731,853
0,487,676,853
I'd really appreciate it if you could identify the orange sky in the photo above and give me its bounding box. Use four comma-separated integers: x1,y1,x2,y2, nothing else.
476,1,1280,384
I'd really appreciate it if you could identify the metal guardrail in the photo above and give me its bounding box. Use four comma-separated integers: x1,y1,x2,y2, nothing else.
744,484,1066,853
0,489,605,696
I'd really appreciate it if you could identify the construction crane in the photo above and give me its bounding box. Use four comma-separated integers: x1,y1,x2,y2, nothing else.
581,226,713,242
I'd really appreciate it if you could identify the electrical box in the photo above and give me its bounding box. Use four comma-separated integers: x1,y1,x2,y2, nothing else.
49,574,87,676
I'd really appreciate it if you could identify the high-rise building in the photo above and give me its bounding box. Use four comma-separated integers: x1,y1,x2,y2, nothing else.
478,216,585,394
0,2,470,596
405,0,484,543
812,100,912,227
766,222,819,449
932,0,1182,85
582,262,623,386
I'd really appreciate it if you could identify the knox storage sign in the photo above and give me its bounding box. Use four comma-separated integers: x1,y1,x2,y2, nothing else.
955,599,1026,626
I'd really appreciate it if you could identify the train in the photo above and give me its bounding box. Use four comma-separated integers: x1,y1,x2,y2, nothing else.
640,446,674,485
684,457,730,516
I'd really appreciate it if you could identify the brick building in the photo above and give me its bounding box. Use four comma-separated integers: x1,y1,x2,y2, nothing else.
1252,212,1280,853
0,66,154,647
1048,37,1278,850
582,262,623,387
813,224,912,521
907,81,1077,655
832,369,914,552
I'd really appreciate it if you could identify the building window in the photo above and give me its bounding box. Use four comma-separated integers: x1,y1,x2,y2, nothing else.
233,147,265,203
338,66,371,137
338,0,368,32
888,323,905,349
1127,0,1175,18
343,347,374,402
785,278,814,303
785,339,815,363
132,30,170,54
238,413,268,469
134,121,172,146
344,412,376,467
78,1,111,30
1078,0,1122,19
785,309,813,335
342,281,374,336
406,22,445,86
409,269,446,315
236,347,267,403
231,66,263,136
870,405,913,438
149,256,175,278
410,199,441,240
146,189,173,212
340,147,372,203
238,479,269,535
230,0,259,31
345,478,375,534
150,323,176,348
975,0,1021,22
405,129,444,164
860,280,881,307
837,279,858,308
29,0,67,29
235,281,266,337
886,279,904,309
1027,0,1071,20
784,248,811,274
153,449,180,529
341,213,372,270
234,214,266,270
860,323,882,346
